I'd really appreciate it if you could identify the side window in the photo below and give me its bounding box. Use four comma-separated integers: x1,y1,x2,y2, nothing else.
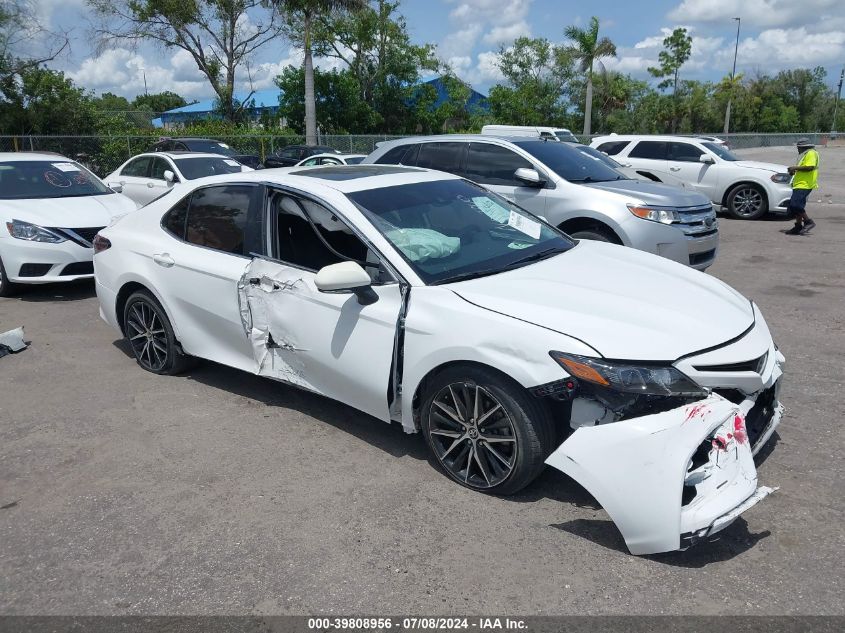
162,195,190,239
415,142,466,174
301,157,319,166
272,191,390,283
374,145,410,164
597,141,630,156
628,141,668,160
184,184,263,256
121,157,152,177
174,142,189,151
464,143,532,186
280,147,299,159
669,142,704,162
150,157,170,180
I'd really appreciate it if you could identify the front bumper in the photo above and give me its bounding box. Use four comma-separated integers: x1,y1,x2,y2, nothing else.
625,216,719,271
546,394,778,555
0,237,95,284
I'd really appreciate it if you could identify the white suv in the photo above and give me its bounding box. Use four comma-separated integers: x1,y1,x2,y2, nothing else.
590,135,792,220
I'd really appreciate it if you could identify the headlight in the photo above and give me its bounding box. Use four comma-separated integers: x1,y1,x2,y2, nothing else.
6,220,66,243
627,204,679,224
550,351,707,397
771,173,791,183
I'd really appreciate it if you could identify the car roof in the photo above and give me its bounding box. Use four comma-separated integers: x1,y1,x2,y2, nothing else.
143,151,234,159
376,134,551,148
188,164,461,194
0,152,74,162
592,134,708,143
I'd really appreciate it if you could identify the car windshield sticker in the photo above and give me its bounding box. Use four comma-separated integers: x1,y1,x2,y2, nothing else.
507,210,541,240
44,171,72,187
218,143,231,149
471,196,510,223
52,162,80,172
507,241,533,249
224,159,241,167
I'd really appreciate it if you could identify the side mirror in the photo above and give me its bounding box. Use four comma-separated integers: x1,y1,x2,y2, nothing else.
314,261,378,305
108,183,123,193
699,154,715,164
514,167,545,187
163,170,177,184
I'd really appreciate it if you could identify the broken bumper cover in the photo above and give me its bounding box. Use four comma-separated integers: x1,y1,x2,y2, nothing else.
545,394,777,555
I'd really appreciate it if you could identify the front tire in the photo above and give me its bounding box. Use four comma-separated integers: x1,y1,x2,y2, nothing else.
421,365,554,495
123,290,192,375
726,183,768,220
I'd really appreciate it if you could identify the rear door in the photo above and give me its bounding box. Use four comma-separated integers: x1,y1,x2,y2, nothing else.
138,157,174,204
668,141,719,200
156,183,266,371
462,142,548,214
624,140,672,183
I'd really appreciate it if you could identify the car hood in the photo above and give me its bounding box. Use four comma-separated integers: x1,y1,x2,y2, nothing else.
732,160,788,173
447,241,754,361
0,194,138,228
582,179,711,208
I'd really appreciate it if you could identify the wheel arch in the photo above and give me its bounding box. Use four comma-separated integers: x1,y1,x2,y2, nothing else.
115,280,179,340
721,180,769,208
557,216,624,244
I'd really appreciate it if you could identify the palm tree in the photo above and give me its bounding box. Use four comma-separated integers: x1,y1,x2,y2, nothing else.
564,16,616,137
277,0,366,145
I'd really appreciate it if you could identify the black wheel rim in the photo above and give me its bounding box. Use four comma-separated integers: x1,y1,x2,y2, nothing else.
732,188,763,217
428,382,517,489
126,300,169,371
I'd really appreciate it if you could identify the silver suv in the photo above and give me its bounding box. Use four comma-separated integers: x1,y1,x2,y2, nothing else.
365,135,719,270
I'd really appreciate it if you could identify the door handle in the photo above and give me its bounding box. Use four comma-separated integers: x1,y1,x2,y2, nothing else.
670,167,681,171
147,182,155,188
153,253,175,267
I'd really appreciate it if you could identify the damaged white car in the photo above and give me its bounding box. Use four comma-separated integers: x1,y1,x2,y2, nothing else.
93,165,784,555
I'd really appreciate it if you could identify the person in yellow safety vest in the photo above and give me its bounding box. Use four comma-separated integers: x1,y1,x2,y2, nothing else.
784,138,819,235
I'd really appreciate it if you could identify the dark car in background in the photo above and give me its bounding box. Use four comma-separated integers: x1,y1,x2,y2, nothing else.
263,144,341,168
150,137,263,169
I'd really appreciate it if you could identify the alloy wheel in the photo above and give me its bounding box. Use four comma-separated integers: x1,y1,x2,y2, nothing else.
732,187,763,217
428,382,517,489
126,300,169,372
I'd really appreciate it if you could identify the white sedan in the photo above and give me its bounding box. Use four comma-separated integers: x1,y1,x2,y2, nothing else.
93,165,783,555
0,152,138,296
294,153,366,167
104,152,252,206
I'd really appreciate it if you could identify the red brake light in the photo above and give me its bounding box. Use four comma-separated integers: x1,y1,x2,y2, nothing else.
93,234,111,254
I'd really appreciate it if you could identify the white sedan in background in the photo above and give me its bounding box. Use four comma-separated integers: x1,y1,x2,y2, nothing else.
294,153,366,167
94,165,783,555
0,152,138,296
104,152,252,206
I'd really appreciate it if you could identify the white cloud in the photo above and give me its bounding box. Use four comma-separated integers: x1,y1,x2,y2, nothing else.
482,21,532,46
668,0,842,29
731,27,845,66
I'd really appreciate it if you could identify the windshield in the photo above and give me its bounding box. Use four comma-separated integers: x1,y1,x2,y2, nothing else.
573,145,626,170
555,130,579,143
702,142,739,161
175,157,244,179
0,160,112,200
514,140,625,183
347,179,574,285
186,140,238,156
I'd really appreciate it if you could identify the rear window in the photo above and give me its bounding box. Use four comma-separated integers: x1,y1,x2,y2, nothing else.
596,141,630,156
629,141,668,160
0,160,112,199
375,145,412,164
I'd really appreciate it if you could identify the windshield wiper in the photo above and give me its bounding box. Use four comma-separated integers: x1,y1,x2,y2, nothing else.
434,268,503,285
503,247,564,269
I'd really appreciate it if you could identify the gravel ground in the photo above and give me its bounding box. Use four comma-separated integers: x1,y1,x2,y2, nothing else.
1,146,843,616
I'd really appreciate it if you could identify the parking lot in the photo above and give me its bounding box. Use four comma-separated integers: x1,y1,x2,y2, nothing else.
1,146,843,616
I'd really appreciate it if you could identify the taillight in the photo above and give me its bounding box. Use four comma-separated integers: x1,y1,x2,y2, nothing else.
93,234,111,254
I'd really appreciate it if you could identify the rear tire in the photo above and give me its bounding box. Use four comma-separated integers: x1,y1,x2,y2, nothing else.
726,183,767,220
0,255,19,297
123,290,193,375
421,365,554,495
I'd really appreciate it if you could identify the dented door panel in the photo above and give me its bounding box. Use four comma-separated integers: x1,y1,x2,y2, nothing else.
545,394,776,555
238,257,401,422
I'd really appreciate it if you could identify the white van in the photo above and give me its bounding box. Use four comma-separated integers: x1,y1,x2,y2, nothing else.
481,125,579,143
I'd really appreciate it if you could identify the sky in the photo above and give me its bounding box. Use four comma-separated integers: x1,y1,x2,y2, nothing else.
31,0,845,102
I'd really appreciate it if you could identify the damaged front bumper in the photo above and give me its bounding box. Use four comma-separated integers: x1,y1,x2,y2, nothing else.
546,394,779,555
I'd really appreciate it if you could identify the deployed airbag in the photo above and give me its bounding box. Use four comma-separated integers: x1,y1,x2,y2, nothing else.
385,228,460,263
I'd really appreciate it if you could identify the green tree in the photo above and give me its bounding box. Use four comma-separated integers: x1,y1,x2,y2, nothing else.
564,16,616,136
648,27,692,132
1,0,68,87
488,37,574,126
132,91,188,113
88,0,284,122
274,0,367,145
0,66,95,135
93,92,131,111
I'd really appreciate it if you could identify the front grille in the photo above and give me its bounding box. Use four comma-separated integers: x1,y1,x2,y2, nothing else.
48,226,105,248
689,249,716,266
60,261,94,276
695,352,768,374
18,263,52,277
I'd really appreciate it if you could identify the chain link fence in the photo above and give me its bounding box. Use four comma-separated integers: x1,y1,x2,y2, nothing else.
0,132,834,177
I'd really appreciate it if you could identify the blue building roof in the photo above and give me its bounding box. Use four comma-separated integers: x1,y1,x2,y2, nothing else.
413,76,489,112
160,88,283,124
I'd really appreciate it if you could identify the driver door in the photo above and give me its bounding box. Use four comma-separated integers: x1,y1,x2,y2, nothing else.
239,190,402,422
